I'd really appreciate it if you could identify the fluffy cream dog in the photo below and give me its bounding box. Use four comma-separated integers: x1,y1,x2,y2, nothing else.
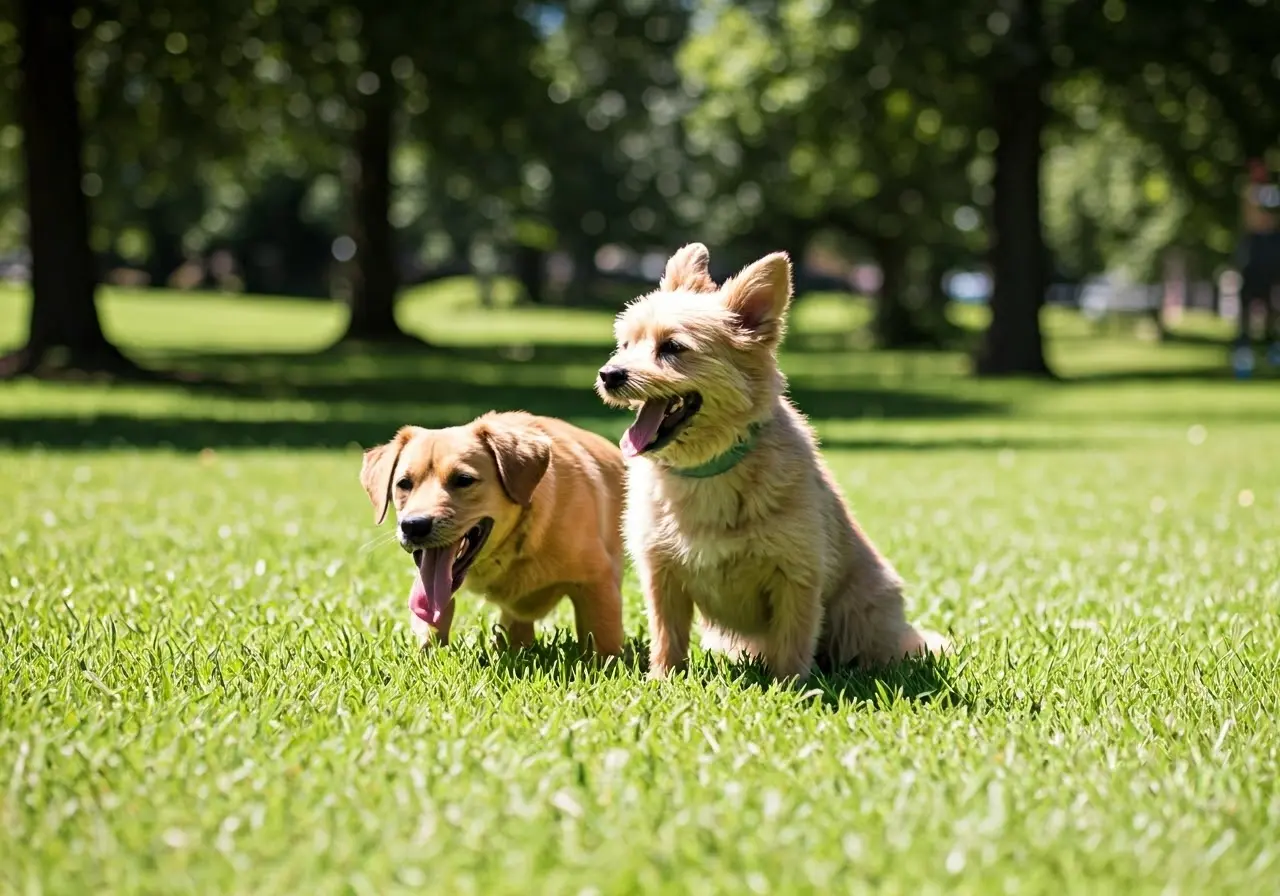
594,243,949,681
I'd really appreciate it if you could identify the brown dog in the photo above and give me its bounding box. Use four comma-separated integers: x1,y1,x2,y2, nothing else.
359,411,626,654
595,243,950,682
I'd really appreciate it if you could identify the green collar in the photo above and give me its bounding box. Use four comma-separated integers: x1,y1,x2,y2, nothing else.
670,421,767,479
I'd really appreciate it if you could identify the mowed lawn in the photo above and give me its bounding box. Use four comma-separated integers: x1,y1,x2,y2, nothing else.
1,282,1279,894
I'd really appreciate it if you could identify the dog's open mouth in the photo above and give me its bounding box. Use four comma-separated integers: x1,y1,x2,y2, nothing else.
621,392,702,458
409,518,494,638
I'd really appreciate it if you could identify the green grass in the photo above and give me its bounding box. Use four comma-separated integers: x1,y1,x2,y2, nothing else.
2,282,1279,894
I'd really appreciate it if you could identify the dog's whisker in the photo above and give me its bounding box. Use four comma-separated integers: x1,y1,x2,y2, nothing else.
359,531,399,554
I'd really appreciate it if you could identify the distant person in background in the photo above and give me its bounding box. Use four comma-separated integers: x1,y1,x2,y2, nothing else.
1233,156,1280,377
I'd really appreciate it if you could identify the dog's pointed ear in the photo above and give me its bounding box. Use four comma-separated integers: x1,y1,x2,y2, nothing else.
721,251,793,346
360,426,415,525
660,242,716,294
478,420,552,509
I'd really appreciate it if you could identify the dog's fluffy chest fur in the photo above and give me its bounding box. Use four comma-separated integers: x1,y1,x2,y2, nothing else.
624,411,829,634
464,531,573,620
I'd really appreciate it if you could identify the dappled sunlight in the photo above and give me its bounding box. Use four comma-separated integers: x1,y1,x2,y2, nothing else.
0,289,1274,458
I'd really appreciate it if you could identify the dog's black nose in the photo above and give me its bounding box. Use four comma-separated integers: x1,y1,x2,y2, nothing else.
399,515,434,542
598,365,628,391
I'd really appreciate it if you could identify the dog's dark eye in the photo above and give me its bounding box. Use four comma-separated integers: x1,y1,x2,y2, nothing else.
396,477,413,491
449,472,477,489
620,340,631,350
658,339,686,358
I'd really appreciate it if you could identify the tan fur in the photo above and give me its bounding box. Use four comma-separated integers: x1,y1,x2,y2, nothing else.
360,411,625,654
596,244,951,682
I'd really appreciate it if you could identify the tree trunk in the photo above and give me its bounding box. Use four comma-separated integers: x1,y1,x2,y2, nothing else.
0,0,141,379
144,201,190,289
338,65,418,345
514,244,546,304
974,0,1055,378
872,238,932,348
921,250,962,344
564,242,597,306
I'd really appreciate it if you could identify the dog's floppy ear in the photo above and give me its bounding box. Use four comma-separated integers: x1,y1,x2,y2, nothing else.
478,420,552,509
721,251,793,346
660,242,716,294
360,426,415,525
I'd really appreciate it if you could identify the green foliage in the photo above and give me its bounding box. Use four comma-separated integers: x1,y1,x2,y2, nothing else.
0,0,546,272
1044,106,1188,282
1,0,1280,298
72,1,262,262
2,286,1280,892
1060,0,1280,272
679,0,985,255
523,0,699,253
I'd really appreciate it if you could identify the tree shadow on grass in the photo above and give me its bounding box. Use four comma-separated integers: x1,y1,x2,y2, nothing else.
466,629,966,713
0,343,1010,451
703,650,966,712
0,410,1062,454
470,631,648,682
159,343,1004,422
1157,330,1236,349
786,327,979,356
817,434,1094,453
180,342,616,371
1065,365,1279,384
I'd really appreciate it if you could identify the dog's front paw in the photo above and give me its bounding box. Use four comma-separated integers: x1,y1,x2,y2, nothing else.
899,626,952,659
768,663,814,688
762,644,816,684
647,661,682,682
409,613,449,651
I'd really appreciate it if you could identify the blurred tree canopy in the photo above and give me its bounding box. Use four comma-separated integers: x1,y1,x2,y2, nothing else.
523,0,700,304
679,0,986,347
1,0,1278,377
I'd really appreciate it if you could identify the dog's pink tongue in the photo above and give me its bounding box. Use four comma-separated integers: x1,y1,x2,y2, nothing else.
621,398,668,458
409,545,457,640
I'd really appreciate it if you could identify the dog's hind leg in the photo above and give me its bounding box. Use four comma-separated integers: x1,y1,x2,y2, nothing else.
823,575,948,668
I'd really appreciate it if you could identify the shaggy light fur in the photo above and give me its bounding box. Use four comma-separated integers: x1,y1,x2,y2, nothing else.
360,411,625,654
595,243,950,681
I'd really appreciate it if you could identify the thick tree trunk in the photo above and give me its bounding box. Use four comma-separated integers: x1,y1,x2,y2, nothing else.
338,66,418,345
0,0,141,379
872,238,933,348
974,0,1055,378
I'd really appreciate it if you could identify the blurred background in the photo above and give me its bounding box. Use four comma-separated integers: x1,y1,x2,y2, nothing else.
1,0,1279,385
